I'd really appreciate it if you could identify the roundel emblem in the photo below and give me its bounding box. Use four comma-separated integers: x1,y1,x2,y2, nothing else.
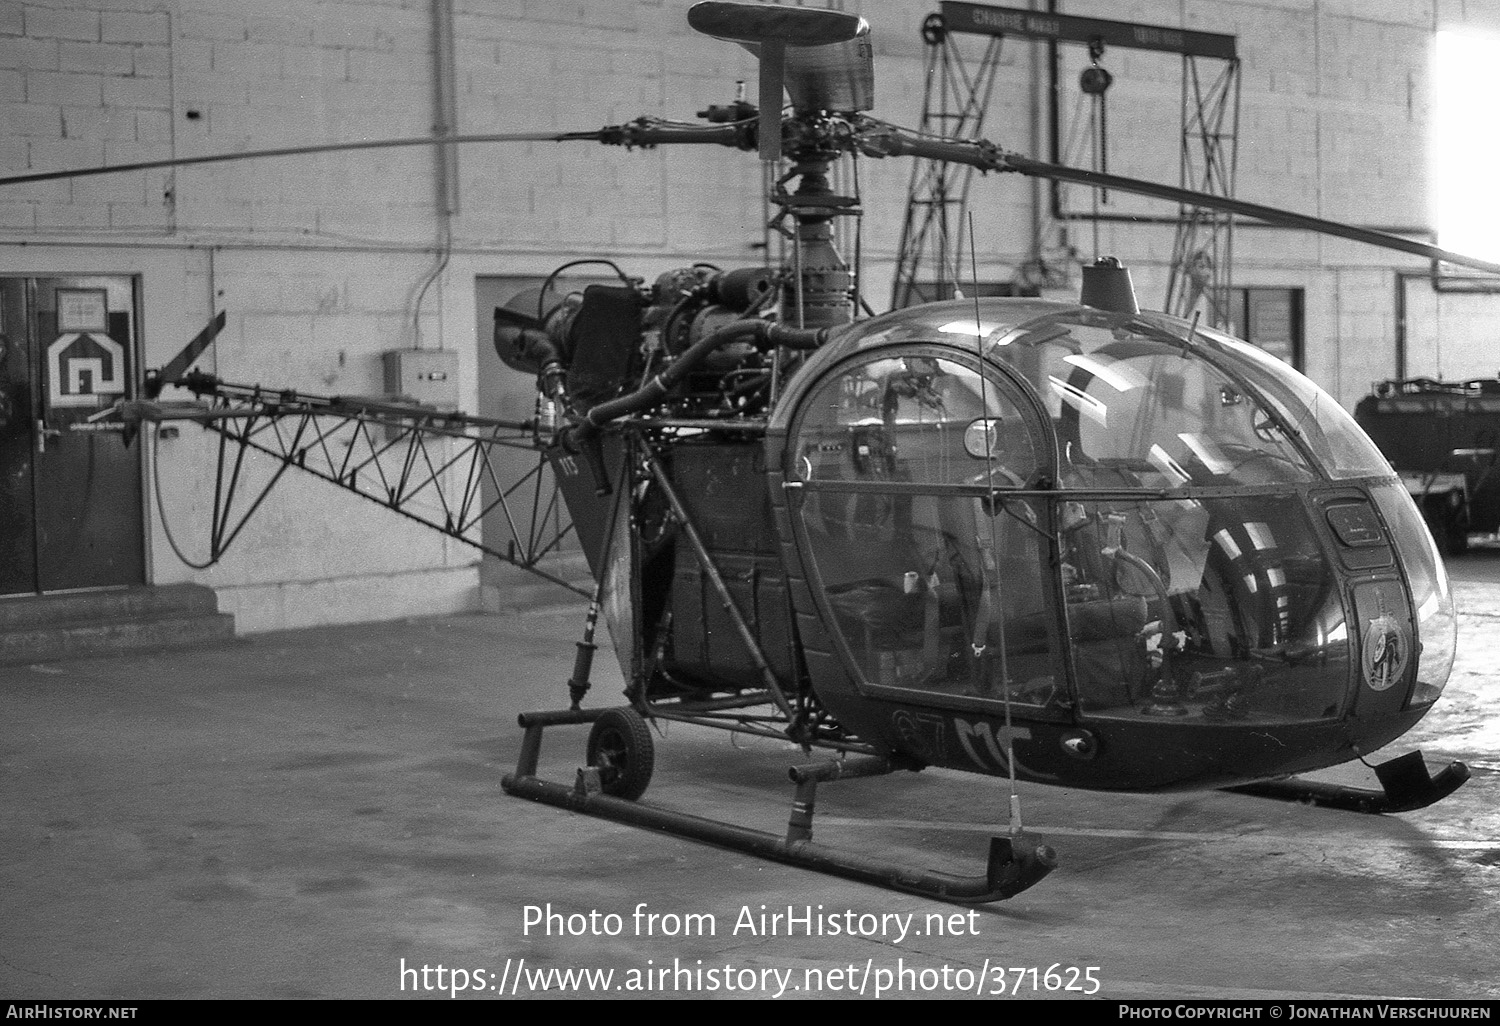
1361,613,1410,692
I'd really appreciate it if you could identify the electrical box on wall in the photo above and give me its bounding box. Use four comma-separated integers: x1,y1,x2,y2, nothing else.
383,349,459,411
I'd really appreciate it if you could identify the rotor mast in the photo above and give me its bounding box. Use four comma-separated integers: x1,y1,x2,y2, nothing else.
772,137,858,328
687,1,873,330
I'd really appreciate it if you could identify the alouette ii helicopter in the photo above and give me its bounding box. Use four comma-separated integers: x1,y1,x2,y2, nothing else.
28,1,1490,902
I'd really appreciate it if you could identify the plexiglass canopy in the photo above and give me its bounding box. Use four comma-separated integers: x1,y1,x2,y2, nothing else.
780,301,1453,724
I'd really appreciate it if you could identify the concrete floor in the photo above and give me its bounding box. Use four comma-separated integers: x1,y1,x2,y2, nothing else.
2,552,1499,1001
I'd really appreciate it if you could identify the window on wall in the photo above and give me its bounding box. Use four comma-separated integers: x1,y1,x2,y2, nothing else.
1434,29,1500,264
1228,288,1303,371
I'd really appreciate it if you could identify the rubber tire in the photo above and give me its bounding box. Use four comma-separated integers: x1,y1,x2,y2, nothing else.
585,707,655,801
1443,505,1470,557
1446,522,1470,557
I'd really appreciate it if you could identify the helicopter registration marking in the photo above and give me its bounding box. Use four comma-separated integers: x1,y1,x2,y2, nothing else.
892,710,1057,779
953,717,1058,780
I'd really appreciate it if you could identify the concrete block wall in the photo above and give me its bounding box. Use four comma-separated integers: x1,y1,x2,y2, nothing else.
2,0,1498,630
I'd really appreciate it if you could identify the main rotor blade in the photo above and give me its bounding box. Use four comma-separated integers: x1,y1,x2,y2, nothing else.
0,131,605,188
857,120,1500,278
1006,154,1500,277
147,310,227,399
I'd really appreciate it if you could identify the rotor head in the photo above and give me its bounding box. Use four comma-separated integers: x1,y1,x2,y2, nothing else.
688,1,873,161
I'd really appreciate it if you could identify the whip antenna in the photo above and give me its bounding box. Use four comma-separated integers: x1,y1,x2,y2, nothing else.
966,212,1024,840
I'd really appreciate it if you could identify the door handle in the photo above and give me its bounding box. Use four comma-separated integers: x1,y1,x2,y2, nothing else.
35,418,62,454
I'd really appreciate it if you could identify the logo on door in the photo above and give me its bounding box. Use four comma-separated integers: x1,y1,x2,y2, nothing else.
48,288,126,408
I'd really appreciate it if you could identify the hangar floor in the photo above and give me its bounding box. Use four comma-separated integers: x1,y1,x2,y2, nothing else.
2,553,1498,1002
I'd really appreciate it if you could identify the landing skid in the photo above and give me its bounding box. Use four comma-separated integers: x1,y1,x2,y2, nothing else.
500,706,1056,903
1224,751,1471,814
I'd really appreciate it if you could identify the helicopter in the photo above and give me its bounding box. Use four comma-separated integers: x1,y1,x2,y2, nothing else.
20,0,1486,903
486,0,1476,902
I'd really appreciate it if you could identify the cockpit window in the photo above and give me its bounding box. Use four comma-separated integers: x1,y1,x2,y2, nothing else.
1060,493,1350,723
1182,323,1394,480
793,352,1038,487
790,350,1060,712
985,315,1316,488
784,320,1362,725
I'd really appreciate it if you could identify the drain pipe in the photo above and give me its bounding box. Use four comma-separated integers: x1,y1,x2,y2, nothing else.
1394,269,1416,381
410,0,459,350
431,0,459,221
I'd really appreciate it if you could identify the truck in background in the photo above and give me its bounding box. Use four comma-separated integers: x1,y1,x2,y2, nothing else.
1353,377,1500,556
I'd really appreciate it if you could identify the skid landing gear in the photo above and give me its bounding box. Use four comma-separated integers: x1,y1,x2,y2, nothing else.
1224,750,1471,814
500,706,1057,903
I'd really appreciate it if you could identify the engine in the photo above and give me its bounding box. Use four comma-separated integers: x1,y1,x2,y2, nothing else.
493,263,779,424
492,261,838,701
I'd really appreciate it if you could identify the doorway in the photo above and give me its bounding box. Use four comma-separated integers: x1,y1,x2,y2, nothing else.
0,275,145,595
1228,287,1304,371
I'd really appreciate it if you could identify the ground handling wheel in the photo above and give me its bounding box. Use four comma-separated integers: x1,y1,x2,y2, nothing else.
585,707,655,800
1444,506,1470,556
1421,494,1470,557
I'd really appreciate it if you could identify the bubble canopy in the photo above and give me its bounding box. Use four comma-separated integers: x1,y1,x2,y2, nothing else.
776,300,1393,490
769,300,1452,729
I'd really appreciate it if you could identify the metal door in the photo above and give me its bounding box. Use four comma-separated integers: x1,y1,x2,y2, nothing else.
0,276,144,595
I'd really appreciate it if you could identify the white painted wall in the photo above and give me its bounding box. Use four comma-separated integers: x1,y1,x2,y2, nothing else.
3,0,1498,630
